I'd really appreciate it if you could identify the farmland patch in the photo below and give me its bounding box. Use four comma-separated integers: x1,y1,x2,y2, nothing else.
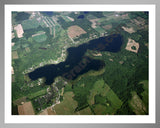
67,25,87,39
12,51,19,59
54,92,78,115
18,101,35,115
32,33,47,43
22,19,40,30
125,38,139,53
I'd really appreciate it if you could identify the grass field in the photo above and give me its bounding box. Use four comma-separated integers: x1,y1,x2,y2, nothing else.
94,26,106,34
22,19,40,30
12,51,19,59
54,92,78,115
78,106,93,115
27,89,47,99
93,104,107,115
88,79,123,114
61,15,72,22
129,91,147,115
139,80,148,112
32,33,47,43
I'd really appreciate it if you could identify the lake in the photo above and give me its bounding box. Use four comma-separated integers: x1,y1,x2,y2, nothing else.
28,34,123,85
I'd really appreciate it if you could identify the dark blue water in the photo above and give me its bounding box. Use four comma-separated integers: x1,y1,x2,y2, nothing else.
77,15,85,19
28,34,123,85
40,11,54,17
84,11,89,14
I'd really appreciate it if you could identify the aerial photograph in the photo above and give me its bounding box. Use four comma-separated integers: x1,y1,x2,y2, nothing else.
11,11,149,115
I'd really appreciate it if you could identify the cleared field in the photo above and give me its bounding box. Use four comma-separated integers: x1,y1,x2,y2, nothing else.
47,107,56,115
25,47,30,53
12,51,19,59
39,107,57,115
88,79,109,105
32,33,47,42
102,24,112,30
139,80,148,111
94,26,106,34
129,91,147,115
61,15,72,22
32,31,46,37
54,92,78,115
11,66,14,74
39,109,48,115
93,104,107,115
122,26,135,34
27,89,47,99
125,38,139,53
22,19,39,30
14,24,24,38
105,87,123,111
78,106,93,115
67,25,87,39
13,97,27,105
18,101,35,115
88,79,122,114
89,19,100,28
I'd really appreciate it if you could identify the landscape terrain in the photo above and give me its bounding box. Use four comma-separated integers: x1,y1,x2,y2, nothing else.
11,11,149,115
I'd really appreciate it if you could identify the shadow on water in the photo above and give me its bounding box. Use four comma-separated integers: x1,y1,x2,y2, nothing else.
28,34,123,85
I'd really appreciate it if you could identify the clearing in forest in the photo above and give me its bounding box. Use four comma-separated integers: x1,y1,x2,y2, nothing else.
67,25,87,39
125,38,139,53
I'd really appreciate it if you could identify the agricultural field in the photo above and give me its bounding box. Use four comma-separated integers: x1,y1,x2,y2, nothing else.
18,101,35,115
12,51,19,59
67,25,87,39
54,92,78,115
22,19,40,30
32,33,47,42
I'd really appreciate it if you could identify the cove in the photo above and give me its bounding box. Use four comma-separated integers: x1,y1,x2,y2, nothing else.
28,34,123,85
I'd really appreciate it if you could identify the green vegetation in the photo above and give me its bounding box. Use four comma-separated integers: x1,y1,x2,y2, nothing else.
27,89,47,99
22,19,40,30
94,26,106,34
54,92,78,115
32,34,47,42
14,12,30,22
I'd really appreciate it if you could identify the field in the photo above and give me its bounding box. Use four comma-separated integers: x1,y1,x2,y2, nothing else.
14,24,24,38
32,33,47,42
78,106,93,115
12,51,19,59
102,24,112,30
125,38,139,53
61,15,73,22
94,26,106,34
13,97,27,105
129,91,147,115
122,26,135,34
67,25,87,38
139,80,148,111
22,19,40,30
54,92,78,115
18,101,35,115
88,79,122,114
25,47,30,53
93,104,107,115
27,89,47,99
